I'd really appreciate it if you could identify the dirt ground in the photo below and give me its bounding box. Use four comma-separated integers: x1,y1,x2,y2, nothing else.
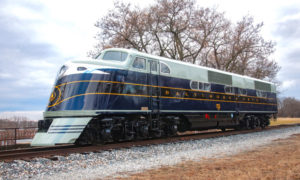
119,126,300,180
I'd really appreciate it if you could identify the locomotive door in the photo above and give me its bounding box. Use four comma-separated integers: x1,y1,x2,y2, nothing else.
147,59,160,119
235,87,240,113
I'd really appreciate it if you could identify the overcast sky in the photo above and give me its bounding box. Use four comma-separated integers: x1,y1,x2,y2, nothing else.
0,0,299,119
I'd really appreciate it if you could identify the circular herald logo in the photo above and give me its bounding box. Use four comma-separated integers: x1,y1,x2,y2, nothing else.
48,86,62,107
50,91,56,102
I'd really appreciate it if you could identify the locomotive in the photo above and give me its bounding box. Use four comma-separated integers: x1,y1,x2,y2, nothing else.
31,48,277,146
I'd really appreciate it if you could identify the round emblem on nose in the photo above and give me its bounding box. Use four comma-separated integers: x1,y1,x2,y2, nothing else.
50,91,56,102
48,86,62,108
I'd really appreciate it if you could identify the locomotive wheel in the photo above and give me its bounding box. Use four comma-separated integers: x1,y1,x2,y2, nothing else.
250,118,257,129
245,117,250,129
150,130,163,138
138,125,150,138
111,127,123,142
259,116,268,129
76,128,97,145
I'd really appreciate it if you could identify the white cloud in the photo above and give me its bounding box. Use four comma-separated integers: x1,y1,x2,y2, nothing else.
281,80,296,89
24,59,58,69
0,73,12,79
26,1,115,58
9,5,43,21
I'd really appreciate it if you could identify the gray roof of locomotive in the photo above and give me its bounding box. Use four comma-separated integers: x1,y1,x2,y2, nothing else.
99,48,276,93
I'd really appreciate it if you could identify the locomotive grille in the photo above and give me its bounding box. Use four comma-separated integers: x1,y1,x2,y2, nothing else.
208,71,232,85
254,81,271,91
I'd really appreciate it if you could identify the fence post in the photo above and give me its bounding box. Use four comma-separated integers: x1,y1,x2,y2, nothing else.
0,127,37,147
15,128,17,145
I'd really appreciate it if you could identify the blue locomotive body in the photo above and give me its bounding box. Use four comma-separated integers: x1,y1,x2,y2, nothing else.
48,71,276,113
31,48,277,146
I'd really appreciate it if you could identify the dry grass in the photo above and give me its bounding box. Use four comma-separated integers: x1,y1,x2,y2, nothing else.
271,117,300,126
118,127,300,180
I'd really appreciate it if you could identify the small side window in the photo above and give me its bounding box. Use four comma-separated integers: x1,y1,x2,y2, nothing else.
161,62,170,74
256,90,261,97
199,82,211,91
204,83,211,91
132,57,146,70
190,81,198,90
257,90,267,98
199,82,203,90
225,86,234,94
238,88,247,95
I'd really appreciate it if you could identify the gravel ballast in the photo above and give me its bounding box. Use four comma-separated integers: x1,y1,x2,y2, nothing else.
1,126,300,180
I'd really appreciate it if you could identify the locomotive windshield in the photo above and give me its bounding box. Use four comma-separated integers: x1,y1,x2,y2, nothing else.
101,51,128,61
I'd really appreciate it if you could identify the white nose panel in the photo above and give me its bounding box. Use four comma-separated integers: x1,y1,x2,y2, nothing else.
31,117,92,146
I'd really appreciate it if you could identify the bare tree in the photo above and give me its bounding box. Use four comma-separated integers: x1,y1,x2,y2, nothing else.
278,97,300,117
91,0,279,81
0,116,37,128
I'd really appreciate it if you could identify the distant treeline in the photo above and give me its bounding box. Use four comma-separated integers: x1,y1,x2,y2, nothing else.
278,97,300,118
0,116,37,128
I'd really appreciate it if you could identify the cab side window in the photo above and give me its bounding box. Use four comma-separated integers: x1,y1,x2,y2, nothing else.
132,57,146,70
160,62,170,74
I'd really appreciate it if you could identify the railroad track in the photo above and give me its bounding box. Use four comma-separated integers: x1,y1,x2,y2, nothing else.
0,123,299,162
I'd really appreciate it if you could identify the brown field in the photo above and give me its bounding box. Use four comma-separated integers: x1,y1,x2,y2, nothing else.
271,117,300,126
118,118,300,180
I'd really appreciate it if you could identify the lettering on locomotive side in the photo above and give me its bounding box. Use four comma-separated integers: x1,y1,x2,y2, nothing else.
216,104,221,111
